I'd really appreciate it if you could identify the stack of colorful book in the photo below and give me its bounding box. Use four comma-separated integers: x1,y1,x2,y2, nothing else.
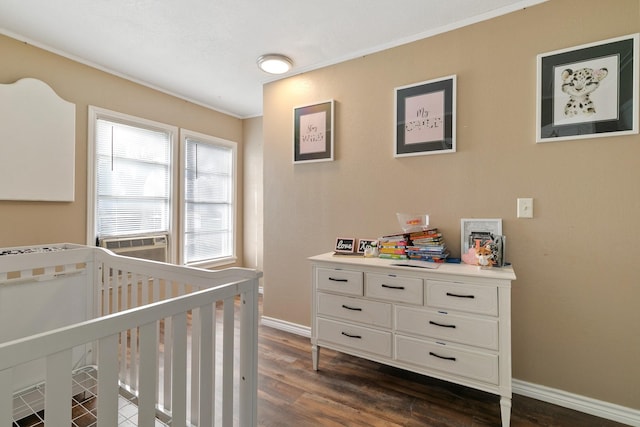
406,228,449,262
377,233,409,260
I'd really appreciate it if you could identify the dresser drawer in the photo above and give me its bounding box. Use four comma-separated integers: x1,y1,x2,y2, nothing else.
395,335,499,385
395,306,498,350
318,293,392,328
426,280,498,316
365,273,423,304
317,268,363,296
317,317,392,357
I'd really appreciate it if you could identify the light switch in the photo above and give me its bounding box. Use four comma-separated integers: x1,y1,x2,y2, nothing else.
517,198,533,218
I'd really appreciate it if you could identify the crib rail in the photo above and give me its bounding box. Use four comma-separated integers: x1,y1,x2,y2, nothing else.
0,244,261,426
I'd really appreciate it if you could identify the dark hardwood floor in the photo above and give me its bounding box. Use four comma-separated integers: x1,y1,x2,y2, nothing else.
257,321,627,427
13,295,629,426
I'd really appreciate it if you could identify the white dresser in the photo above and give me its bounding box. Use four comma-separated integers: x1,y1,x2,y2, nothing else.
310,252,516,427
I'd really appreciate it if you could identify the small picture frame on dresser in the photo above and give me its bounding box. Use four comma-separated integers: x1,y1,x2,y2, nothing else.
335,237,356,254
460,218,503,256
356,239,378,254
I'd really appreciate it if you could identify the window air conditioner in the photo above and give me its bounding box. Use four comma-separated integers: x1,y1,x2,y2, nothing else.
99,234,168,263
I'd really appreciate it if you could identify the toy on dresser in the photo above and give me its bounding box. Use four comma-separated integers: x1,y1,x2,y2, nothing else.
462,239,497,269
475,243,495,269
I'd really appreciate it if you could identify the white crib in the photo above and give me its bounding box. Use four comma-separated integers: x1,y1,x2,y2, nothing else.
0,243,261,426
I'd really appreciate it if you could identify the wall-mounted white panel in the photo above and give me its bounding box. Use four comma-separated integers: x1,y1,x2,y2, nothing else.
0,78,75,201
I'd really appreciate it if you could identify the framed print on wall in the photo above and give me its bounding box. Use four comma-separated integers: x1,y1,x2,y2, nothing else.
536,33,639,143
293,99,334,163
395,75,456,157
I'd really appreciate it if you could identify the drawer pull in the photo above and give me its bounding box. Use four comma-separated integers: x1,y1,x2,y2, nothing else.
341,304,363,311
429,351,456,361
329,277,348,282
341,331,362,339
429,320,456,329
381,284,405,290
446,292,475,299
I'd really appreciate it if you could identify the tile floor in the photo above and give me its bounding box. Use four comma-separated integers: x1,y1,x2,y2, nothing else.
12,367,169,427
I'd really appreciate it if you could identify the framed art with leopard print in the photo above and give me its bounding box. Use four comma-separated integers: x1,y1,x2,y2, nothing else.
394,75,456,157
536,33,639,143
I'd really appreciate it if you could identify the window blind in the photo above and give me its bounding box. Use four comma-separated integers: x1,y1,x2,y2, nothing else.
184,138,233,264
95,118,171,237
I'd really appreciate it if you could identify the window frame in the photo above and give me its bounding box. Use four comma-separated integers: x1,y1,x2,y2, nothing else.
179,129,238,267
87,106,179,262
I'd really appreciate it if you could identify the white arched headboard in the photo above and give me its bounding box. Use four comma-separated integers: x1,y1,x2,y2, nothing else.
0,78,75,201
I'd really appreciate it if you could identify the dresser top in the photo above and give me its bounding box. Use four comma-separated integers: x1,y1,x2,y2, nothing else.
309,252,516,281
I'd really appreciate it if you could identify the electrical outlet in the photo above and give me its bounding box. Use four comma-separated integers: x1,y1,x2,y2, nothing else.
517,198,533,218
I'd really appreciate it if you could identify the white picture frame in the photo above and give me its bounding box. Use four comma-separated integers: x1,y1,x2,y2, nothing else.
460,218,502,255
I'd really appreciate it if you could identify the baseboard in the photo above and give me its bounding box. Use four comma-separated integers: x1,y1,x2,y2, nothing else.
260,315,311,338
260,317,639,426
512,379,639,426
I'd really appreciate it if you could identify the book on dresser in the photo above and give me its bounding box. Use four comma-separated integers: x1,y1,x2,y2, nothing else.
309,252,516,427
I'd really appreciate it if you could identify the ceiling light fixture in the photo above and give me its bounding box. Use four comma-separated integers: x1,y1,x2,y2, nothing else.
257,54,293,74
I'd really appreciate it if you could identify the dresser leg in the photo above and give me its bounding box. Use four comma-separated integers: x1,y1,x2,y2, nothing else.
500,396,511,427
312,344,320,370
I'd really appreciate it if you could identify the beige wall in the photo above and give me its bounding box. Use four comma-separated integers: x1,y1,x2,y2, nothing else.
263,0,639,410
243,116,264,274
0,34,244,265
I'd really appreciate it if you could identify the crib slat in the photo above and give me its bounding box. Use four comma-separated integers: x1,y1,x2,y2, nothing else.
138,321,158,426
119,270,129,387
129,274,139,392
0,368,12,427
198,303,214,427
212,301,218,423
97,334,119,427
141,273,149,305
100,265,107,316
159,280,173,411
240,287,259,427
151,277,163,407
101,264,110,316
190,307,201,425
171,312,188,426
45,349,72,426
222,297,235,427
162,315,173,411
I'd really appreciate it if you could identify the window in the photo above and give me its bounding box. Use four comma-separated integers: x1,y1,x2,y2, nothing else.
88,106,177,259
181,130,237,265
88,106,237,267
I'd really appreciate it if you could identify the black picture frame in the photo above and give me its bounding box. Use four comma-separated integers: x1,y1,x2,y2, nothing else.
335,237,355,254
537,33,639,143
293,100,334,163
395,75,456,157
356,239,378,254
